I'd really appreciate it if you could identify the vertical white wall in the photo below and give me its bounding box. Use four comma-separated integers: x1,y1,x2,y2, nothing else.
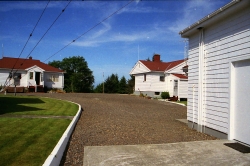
0,69,9,86
187,5,250,134
134,72,167,92
179,80,188,99
44,72,64,89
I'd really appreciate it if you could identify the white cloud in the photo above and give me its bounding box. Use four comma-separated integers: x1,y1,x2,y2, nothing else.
91,22,112,39
72,26,168,48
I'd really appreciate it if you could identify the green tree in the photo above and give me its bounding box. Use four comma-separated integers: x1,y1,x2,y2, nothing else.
49,56,94,93
127,75,135,94
94,83,103,93
104,74,119,93
48,60,61,69
119,76,128,94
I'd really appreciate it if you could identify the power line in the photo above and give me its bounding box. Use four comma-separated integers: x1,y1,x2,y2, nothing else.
3,0,134,90
43,0,135,63
3,0,50,88
4,0,71,88
12,1,50,71
24,0,72,61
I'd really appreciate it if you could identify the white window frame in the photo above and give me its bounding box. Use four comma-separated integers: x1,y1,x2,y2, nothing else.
48,74,59,82
29,72,33,80
160,76,165,82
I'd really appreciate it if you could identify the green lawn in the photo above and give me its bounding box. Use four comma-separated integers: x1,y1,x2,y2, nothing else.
0,95,78,116
177,101,187,106
0,95,79,166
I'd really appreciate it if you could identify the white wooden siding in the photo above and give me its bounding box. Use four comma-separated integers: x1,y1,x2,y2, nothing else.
165,74,174,96
0,70,27,87
179,80,188,99
134,73,167,93
44,72,64,89
130,62,149,74
166,62,187,74
0,70,9,86
187,5,250,134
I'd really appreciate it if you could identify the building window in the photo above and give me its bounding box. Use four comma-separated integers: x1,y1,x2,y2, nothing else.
155,92,160,95
41,73,43,82
144,74,146,82
29,72,33,79
48,74,59,82
13,73,21,86
160,76,165,82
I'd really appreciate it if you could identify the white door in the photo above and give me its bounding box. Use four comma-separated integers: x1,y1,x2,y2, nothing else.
233,59,250,145
173,80,178,96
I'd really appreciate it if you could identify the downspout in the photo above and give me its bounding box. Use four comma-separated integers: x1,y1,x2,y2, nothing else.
198,27,204,132
192,84,195,129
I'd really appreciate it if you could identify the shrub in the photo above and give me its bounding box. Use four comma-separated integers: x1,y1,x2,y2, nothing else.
139,92,144,97
161,92,170,99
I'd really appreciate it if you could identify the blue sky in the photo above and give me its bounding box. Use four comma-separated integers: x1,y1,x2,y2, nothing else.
0,0,231,86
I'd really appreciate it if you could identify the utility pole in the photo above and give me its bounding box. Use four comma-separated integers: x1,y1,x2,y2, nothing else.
102,72,104,94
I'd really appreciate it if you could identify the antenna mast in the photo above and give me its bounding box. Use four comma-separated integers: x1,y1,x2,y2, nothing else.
138,44,139,61
2,44,4,58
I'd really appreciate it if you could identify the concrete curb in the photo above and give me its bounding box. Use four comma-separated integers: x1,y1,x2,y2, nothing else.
42,101,82,166
158,99,186,107
165,100,186,107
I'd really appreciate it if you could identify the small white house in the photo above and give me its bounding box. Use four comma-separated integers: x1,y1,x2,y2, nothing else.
130,54,188,99
0,57,65,92
180,0,250,145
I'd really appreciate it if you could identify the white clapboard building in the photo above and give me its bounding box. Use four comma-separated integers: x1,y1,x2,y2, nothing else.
180,0,250,145
130,54,188,99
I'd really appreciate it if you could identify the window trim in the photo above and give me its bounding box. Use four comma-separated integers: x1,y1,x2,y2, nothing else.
29,72,33,80
160,75,165,82
48,74,59,82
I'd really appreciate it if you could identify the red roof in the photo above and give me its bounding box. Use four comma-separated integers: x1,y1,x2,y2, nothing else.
172,73,188,79
0,57,63,72
140,59,185,71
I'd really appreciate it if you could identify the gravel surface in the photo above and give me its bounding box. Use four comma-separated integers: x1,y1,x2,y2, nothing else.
22,93,216,166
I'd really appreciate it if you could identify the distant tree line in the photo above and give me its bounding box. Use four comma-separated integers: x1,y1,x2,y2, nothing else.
49,56,135,94
94,74,134,94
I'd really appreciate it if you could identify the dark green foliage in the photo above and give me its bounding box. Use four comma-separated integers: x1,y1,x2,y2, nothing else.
48,60,61,69
146,57,151,61
161,92,170,99
127,75,135,94
104,74,119,93
119,76,128,94
49,56,94,93
94,83,103,93
94,74,135,94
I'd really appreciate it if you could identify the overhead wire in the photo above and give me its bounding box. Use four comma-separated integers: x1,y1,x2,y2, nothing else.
3,0,134,91
3,0,72,88
43,0,135,63
3,0,50,88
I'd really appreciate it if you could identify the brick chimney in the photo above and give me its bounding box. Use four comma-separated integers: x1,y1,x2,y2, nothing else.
153,54,160,62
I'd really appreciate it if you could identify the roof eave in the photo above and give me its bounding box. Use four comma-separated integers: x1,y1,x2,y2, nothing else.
179,0,244,38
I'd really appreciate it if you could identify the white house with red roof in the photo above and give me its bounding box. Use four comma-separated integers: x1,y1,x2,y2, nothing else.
130,54,188,99
0,57,64,92
180,0,250,144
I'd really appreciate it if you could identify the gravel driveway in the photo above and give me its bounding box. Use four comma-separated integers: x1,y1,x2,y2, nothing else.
24,93,216,166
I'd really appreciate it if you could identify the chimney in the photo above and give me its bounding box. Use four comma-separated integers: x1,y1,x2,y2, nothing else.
29,56,32,60
153,54,160,62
